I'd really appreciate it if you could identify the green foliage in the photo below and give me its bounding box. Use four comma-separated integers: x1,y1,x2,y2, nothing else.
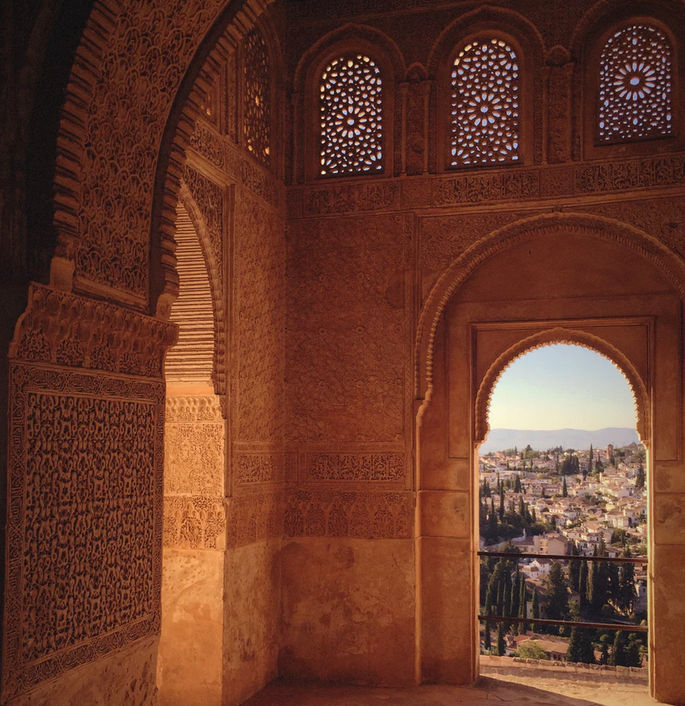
545,561,569,624
635,464,645,491
567,627,596,664
496,622,506,656
560,453,580,475
517,641,549,660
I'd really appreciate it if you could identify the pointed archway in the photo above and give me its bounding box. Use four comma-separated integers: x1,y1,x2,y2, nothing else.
415,213,684,704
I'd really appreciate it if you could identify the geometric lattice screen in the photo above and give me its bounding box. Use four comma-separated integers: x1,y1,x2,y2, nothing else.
598,24,673,143
450,38,521,167
319,54,383,176
244,28,271,166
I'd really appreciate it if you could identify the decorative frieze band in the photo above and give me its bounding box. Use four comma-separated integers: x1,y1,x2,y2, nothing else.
188,121,280,207
226,492,284,547
305,452,405,482
166,395,224,423
235,452,282,484
284,490,413,539
10,284,176,378
288,153,685,217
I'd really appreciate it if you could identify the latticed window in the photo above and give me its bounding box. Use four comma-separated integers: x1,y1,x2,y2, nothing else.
319,54,383,176
598,24,673,143
450,38,520,167
243,28,271,166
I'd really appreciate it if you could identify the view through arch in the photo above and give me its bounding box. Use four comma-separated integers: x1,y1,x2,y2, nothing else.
477,343,648,691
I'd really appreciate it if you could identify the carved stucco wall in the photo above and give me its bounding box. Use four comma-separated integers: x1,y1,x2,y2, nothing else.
281,0,685,696
5,0,685,703
2,0,284,703
4,286,175,701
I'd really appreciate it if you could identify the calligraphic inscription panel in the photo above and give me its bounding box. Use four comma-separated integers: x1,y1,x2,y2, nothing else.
4,364,162,698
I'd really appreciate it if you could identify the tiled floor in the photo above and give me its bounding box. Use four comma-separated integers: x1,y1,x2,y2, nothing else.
244,674,662,706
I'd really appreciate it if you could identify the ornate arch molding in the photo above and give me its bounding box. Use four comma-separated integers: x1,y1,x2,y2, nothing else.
426,4,545,169
415,212,685,404
292,23,407,182
50,0,275,317
569,0,685,160
474,328,649,449
569,0,685,56
155,5,285,321
177,184,226,398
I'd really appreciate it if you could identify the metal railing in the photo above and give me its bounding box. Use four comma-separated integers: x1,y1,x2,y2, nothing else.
478,550,648,633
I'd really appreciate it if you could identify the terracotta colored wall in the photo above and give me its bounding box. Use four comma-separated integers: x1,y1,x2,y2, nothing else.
281,3,685,697
4,0,685,704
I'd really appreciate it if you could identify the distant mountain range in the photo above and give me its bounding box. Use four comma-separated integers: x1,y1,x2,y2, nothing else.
479,427,640,454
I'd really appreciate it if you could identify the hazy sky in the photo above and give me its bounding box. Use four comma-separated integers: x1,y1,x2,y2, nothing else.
488,343,637,430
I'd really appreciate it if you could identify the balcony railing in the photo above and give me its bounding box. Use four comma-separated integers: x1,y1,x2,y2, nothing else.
478,550,648,633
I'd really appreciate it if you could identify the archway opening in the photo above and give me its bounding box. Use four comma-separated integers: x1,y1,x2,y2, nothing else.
158,199,226,703
477,343,649,698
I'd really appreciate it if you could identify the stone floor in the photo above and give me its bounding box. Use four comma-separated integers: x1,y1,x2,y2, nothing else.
244,674,663,706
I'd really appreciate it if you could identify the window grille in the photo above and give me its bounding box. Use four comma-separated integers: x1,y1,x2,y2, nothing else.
450,38,520,167
319,54,383,176
244,28,271,165
598,24,673,143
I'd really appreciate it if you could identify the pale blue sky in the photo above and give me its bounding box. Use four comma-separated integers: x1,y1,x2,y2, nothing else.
488,344,637,430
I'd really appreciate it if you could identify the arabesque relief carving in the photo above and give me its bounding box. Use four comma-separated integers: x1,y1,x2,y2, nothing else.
188,121,280,208
235,453,283,484
165,423,225,496
4,364,164,699
290,153,685,218
163,496,226,550
305,452,405,482
286,214,410,444
53,0,274,304
226,493,284,548
68,0,231,299
10,284,176,378
301,182,400,215
183,165,225,282
166,394,224,422
284,490,413,539
234,189,285,443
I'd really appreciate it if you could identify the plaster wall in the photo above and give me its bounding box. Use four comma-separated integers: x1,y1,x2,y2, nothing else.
7,637,159,706
279,538,415,686
5,0,685,704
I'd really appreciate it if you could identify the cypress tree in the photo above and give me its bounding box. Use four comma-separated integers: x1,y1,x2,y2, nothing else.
569,557,580,593
610,630,627,666
518,577,527,634
618,551,636,613
496,622,506,656
588,444,593,474
499,484,505,521
509,572,520,619
578,561,588,612
625,634,642,667
489,497,497,538
531,587,539,631
635,464,645,491
484,620,491,651
546,561,569,623
567,627,596,664
562,476,568,497
587,560,601,616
